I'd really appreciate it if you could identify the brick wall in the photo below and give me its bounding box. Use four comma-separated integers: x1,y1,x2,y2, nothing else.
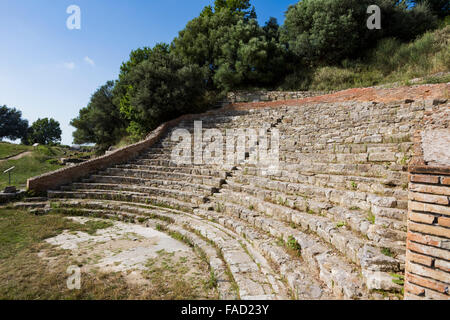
404,100,449,300
405,167,450,299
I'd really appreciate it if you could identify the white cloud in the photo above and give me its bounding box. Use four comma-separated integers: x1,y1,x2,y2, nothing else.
63,62,76,70
84,56,95,67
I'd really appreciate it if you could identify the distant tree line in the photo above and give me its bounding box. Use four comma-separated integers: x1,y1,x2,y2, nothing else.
71,0,446,150
0,105,61,145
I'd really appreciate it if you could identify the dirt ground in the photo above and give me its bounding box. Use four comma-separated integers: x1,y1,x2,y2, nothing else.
228,83,449,110
39,216,217,299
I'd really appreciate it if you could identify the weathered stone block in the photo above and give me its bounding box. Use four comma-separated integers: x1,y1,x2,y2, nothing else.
369,152,397,162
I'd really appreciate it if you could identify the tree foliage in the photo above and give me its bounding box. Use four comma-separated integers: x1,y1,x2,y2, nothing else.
0,105,29,141
281,0,438,65
409,0,449,17
68,0,444,150
115,43,208,139
71,81,126,149
173,3,286,91
26,118,62,145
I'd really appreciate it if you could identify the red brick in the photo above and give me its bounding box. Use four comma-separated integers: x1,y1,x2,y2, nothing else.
442,177,450,185
409,211,436,224
404,281,425,296
408,221,450,239
407,232,441,247
435,259,450,273
410,175,439,184
410,201,450,216
409,192,449,205
424,288,450,300
406,272,448,293
404,292,424,300
407,251,433,266
406,261,450,284
407,240,450,261
410,183,450,196
438,216,450,228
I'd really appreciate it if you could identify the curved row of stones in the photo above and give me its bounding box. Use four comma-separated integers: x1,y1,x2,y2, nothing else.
13,99,443,299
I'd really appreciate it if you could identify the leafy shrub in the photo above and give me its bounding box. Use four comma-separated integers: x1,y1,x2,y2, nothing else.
281,0,438,65
116,43,209,139
71,81,126,150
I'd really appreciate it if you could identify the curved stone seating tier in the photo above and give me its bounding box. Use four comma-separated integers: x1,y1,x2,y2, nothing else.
16,97,449,300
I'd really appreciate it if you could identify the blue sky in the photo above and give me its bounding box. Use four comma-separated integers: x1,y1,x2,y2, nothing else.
0,0,297,145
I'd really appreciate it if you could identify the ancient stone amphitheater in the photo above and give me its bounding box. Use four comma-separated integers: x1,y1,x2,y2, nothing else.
17,84,450,300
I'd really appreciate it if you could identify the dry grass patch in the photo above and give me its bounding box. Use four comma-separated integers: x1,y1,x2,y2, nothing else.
0,209,217,300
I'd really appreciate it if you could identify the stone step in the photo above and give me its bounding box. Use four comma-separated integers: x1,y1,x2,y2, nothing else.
192,208,338,299
279,152,409,166
279,142,413,155
104,168,226,187
115,164,230,179
225,176,408,242
48,191,198,213
90,173,223,189
8,201,49,210
228,175,407,218
234,167,409,201
284,163,408,183
85,175,218,193
63,183,210,203
46,201,237,300
194,207,375,299
204,197,403,294
213,189,403,273
47,199,291,300
231,172,408,203
22,197,48,203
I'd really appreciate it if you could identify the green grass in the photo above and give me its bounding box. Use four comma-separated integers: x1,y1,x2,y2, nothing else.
336,221,346,228
390,273,405,286
382,247,396,258
81,220,114,235
0,146,65,190
0,144,97,190
306,26,450,91
368,211,376,224
0,208,216,299
0,142,32,159
286,236,302,257
0,209,134,299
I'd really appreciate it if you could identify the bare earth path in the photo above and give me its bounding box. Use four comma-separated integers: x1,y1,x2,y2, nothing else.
0,151,33,163
227,83,449,110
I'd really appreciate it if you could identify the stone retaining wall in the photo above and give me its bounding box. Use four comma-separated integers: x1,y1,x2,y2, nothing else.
27,112,210,193
225,90,329,104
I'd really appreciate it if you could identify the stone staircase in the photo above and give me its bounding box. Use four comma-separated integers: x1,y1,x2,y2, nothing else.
11,98,441,300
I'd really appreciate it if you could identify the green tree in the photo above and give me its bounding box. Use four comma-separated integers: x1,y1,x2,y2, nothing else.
116,43,209,139
71,81,126,149
113,47,154,108
27,118,62,145
213,0,256,19
0,105,29,141
409,0,449,18
173,2,287,91
281,0,437,65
